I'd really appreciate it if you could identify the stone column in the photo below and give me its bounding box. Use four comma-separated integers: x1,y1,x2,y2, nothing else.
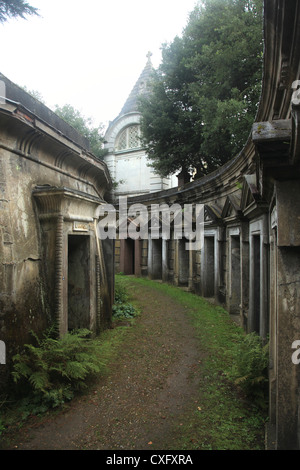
54,213,65,337
162,239,168,282
273,181,300,449
188,244,194,291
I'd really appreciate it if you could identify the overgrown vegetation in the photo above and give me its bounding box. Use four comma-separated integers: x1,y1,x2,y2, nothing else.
118,276,268,449
0,279,139,443
0,276,268,450
227,331,269,409
54,104,108,160
11,328,104,409
112,276,140,321
0,329,105,443
7,278,139,414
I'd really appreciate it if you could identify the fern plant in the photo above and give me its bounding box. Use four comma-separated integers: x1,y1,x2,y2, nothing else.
114,280,129,303
12,328,104,408
227,332,269,408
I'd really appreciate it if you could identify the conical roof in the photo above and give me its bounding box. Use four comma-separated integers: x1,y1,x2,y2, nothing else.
118,52,154,117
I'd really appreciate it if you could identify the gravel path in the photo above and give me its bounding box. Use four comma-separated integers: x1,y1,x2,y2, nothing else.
4,279,204,450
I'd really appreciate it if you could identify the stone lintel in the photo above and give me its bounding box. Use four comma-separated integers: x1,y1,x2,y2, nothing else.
33,186,104,220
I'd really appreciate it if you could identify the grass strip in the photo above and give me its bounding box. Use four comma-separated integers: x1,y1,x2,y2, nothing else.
119,275,267,450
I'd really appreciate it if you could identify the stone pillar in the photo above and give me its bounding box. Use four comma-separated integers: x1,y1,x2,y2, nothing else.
174,239,179,286
271,181,300,449
134,239,142,276
267,208,277,448
248,215,268,339
276,246,300,449
240,222,249,330
188,244,194,291
96,255,101,333
55,213,65,336
162,239,168,282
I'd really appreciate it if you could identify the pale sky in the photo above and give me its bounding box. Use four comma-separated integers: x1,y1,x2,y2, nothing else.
0,0,198,131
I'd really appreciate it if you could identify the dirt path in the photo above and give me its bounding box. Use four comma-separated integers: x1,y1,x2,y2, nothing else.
4,279,204,450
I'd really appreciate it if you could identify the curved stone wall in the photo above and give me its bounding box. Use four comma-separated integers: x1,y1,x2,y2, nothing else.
116,0,300,449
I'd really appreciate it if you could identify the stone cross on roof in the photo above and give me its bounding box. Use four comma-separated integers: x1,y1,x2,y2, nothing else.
146,51,153,62
118,52,154,117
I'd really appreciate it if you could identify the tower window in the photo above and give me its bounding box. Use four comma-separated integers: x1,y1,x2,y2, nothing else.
116,125,141,151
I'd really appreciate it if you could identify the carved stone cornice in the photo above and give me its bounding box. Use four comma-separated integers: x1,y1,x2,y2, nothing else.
33,186,105,221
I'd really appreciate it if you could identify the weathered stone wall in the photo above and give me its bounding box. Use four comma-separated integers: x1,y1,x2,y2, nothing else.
0,82,113,391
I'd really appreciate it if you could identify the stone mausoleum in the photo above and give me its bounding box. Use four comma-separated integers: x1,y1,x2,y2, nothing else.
104,52,177,198
0,75,114,388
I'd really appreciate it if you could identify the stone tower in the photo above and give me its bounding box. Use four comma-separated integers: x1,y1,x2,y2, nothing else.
104,53,177,198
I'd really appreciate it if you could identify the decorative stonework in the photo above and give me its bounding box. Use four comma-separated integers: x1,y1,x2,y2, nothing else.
116,125,141,151
104,55,177,198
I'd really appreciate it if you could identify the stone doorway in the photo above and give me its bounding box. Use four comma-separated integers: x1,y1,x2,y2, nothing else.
178,238,189,286
252,234,261,334
68,234,91,331
203,236,215,297
151,238,163,280
121,238,135,275
229,235,241,315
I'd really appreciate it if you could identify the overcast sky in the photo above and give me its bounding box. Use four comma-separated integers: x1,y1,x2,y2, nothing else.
0,0,198,130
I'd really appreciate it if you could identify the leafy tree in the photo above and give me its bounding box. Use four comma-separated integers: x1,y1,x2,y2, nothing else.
0,0,39,23
54,104,107,160
139,0,263,180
